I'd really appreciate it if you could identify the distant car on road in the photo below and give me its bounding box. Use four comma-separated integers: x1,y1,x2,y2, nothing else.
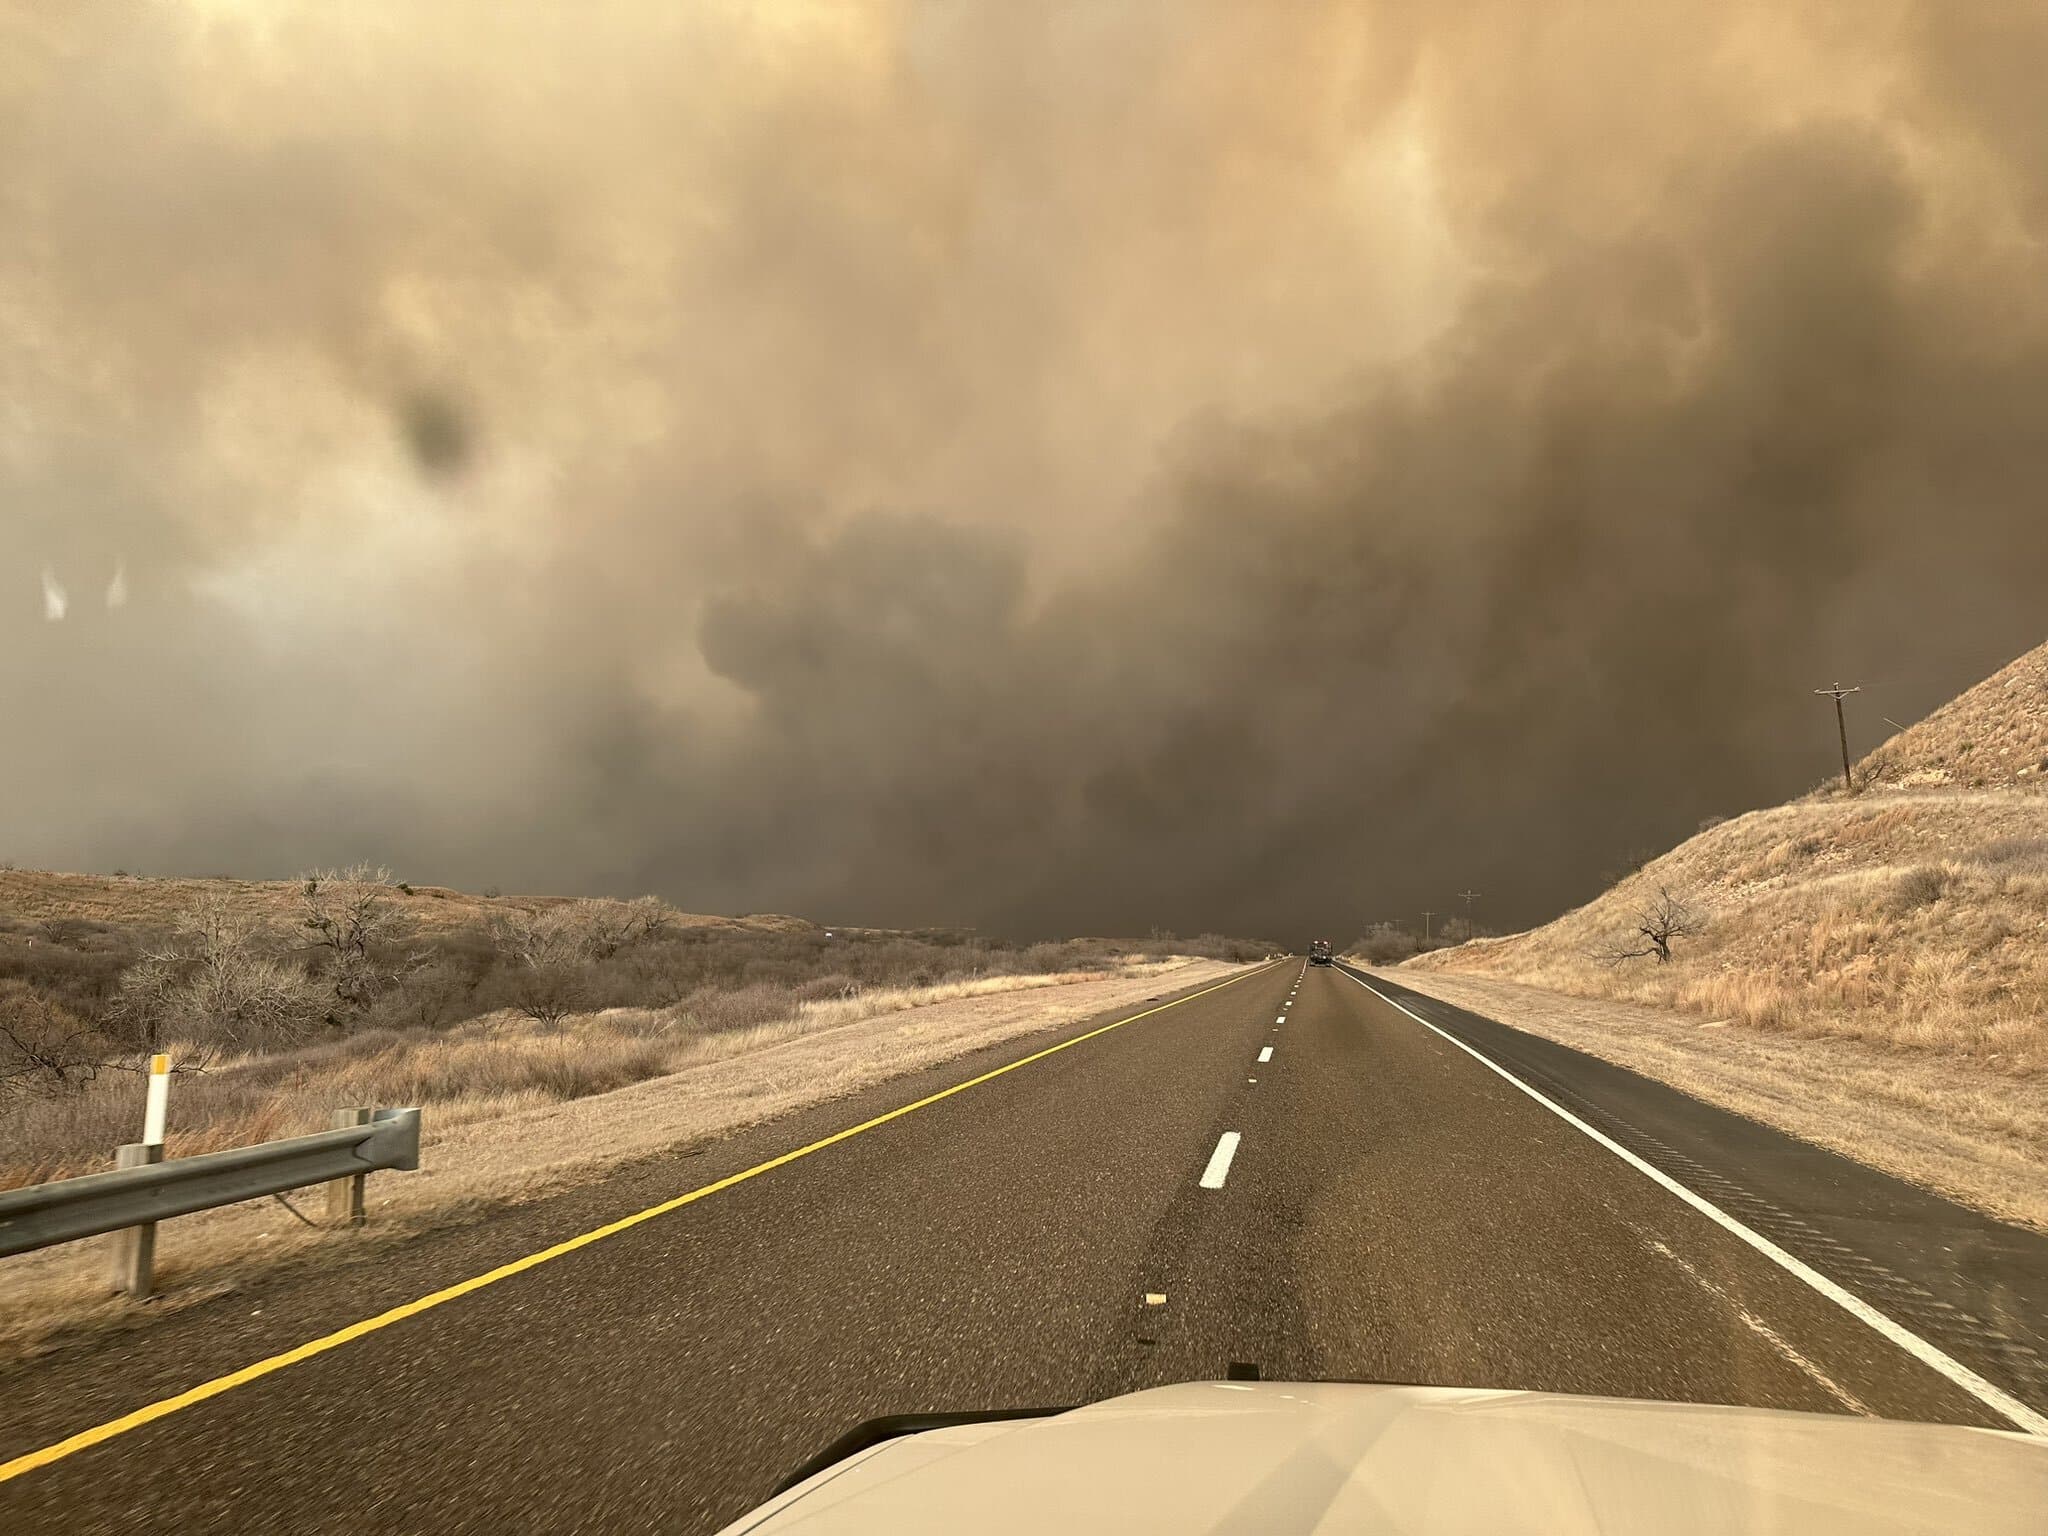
1309,939,1334,965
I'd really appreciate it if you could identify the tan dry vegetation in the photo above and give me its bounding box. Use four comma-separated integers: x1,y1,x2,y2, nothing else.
1377,969,2048,1233
0,866,742,935
1396,639,2048,1224
1409,790,2048,1074
0,957,1241,1359
1852,639,2048,793
3,960,1193,1187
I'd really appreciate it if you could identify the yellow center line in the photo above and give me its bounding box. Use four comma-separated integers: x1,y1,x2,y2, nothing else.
0,960,1281,1485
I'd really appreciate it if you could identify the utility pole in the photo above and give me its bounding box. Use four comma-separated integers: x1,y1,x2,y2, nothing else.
1421,910,1435,944
1815,683,1861,793
1458,890,1480,913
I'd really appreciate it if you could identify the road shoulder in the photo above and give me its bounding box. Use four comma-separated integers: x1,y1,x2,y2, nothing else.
0,959,1247,1366
1379,966,2046,1234
1352,966,2048,1426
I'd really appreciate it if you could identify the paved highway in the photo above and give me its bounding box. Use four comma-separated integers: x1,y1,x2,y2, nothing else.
2,957,2044,1531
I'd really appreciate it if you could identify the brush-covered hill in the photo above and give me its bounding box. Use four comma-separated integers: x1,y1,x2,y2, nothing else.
0,867,778,935
1405,638,2048,1078
1854,640,2048,793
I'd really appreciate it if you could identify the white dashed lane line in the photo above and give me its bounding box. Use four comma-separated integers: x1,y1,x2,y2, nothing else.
1257,1046,1273,1063
1199,1132,1242,1190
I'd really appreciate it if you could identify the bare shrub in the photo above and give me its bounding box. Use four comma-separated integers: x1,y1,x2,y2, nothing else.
671,984,796,1036
791,974,864,1004
1762,834,1825,875
1599,885,1706,965
485,907,598,1026
1886,864,1951,914
569,896,676,959
0,918,137,1026
505,961,585,1028
299,865,423,1020
1434,915,1493,946
108,897,323,1053
0,985,114,1099
368,956,477,1032
1021,942,1072,974
1350,924,1419,965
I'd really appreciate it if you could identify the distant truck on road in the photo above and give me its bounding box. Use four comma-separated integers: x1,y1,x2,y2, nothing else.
1309,940,1334,966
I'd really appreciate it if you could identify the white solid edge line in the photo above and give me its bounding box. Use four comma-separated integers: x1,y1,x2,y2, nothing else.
1199,1131,1242,1190
1258,1046,1274,1063
1338,966,2048,1437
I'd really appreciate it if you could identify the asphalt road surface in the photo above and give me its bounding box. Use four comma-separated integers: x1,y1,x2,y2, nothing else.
3,957,2044,1532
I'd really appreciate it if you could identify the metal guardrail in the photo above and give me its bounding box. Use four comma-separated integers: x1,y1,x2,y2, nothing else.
0,1107,421,1294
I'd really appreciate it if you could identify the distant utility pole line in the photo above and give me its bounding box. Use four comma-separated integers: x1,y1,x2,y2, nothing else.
1815,682,1861,793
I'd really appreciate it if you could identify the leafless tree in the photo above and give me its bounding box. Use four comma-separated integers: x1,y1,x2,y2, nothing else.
1350,923,1419,965
110,896,323,1051
1436,914,1493,946
0,985,112,1099
568,896,675,959
299,865,424,1018
490,906,579,968
487,907,591,1026
483,898,675,1025
1600,884,1706,964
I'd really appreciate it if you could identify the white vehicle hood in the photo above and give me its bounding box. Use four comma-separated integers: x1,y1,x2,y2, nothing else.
720,1381,2048,1535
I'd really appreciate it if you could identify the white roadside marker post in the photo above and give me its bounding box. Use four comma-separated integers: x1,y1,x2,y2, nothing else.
142,1052,169,1147
112,1054,171,1298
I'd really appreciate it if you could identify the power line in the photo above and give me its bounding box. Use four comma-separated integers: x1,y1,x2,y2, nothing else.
1814,682,1862,793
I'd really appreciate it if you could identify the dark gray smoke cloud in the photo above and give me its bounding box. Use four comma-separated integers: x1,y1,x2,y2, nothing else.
6,3,2047,937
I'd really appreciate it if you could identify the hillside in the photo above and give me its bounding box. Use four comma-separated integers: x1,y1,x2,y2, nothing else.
2,862,1270,1188
1853,640,2048,793
1407,788,2046,1066
1392,639,2048,1224
0,861,1263,1354
0,867,763,935
1408,639,2048,1072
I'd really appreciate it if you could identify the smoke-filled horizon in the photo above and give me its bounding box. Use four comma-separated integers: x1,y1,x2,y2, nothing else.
6,2,2047,940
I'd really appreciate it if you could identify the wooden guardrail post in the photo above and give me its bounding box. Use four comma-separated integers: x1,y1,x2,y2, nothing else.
109,1143,163,1297
327,1107,372,1225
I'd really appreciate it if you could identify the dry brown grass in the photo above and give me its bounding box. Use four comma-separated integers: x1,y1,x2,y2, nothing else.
1391,639,2048,1225
1406,790,2048,1077
1,961,1189,1189
0,957,1240,1360
1850,638,2048,793
1377,969,2048,1233
0,866,747,936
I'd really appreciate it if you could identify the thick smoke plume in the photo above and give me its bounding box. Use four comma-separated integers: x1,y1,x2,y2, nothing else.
6,3,2047,937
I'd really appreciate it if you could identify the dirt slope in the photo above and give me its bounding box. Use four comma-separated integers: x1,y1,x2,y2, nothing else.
1853,639,2048,792
1392,640,2048,1219
1408,639,2048,1070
